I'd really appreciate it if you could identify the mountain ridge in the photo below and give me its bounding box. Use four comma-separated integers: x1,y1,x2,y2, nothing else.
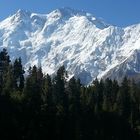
0,8,140,84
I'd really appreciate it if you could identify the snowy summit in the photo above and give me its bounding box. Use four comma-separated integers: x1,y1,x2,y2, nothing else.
0,8,140,84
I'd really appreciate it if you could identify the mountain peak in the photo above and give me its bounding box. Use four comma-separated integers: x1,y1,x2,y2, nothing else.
53,7,92,18
1,8,140,84
15,9,31,19
47,7,109,29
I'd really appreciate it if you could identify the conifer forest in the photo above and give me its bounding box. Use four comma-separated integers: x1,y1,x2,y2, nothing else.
0,49,140,140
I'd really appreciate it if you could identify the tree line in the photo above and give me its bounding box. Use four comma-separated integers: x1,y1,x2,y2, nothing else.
0,48,140,140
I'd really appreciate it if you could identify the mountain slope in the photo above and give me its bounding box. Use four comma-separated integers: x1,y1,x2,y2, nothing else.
0,8,140,84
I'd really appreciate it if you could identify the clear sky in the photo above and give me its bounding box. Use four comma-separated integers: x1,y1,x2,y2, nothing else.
0,0,140,27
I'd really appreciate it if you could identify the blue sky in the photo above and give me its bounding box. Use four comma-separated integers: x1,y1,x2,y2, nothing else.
0,0,140,27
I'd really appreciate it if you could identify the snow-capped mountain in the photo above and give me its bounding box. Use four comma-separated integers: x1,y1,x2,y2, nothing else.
0,8,140,84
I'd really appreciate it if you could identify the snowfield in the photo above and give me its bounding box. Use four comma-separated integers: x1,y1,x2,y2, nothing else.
0,8,140,84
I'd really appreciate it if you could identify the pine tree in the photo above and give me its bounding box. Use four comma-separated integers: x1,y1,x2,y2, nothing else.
68,77,81,116
117,77,131,120
24,65,43,109
2,64,14,95
0,48,11,93
42,74,53,106
112,80,119,109
53,66,68,115
52,66,69,140
93,78,104,114
103,78,113,111
130,80,140,129
13,58,25,90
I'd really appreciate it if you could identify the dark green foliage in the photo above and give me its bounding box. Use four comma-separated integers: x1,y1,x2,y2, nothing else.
13,58,25,90
0,50,140,140
0,48,11,93
117,77,131,119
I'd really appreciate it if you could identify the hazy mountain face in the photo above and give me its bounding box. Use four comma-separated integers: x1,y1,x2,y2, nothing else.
0,8,140,84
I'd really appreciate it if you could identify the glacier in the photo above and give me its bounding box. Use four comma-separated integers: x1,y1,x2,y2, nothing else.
0,8,140,84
